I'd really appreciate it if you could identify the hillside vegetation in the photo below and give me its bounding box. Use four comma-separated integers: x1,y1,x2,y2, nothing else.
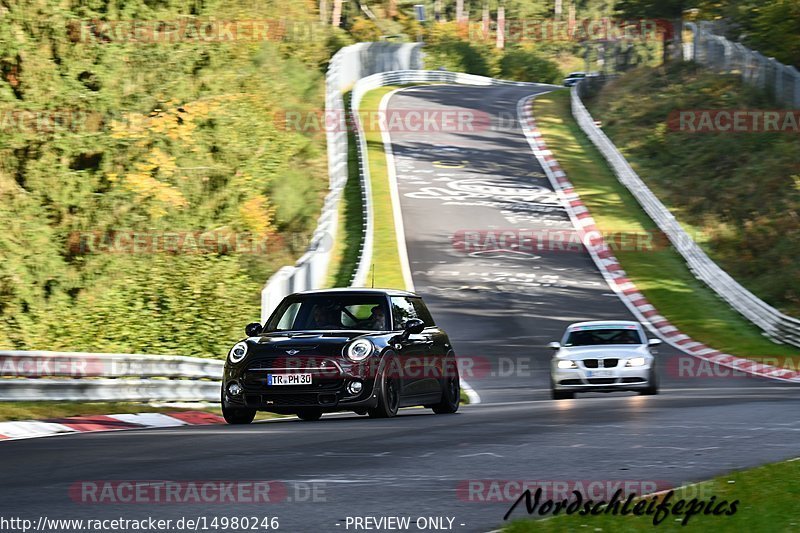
586,62,800,315
0,0,345,356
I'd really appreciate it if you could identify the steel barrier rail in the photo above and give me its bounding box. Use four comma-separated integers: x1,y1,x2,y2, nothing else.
0,379,221,402
0,350,223,379
0,351,223,402
571,85,800,348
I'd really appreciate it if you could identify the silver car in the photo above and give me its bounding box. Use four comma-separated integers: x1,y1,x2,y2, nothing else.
562,71,586,87
549,320,661,400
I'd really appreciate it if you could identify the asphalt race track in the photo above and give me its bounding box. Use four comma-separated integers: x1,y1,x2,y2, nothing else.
1,85,799,533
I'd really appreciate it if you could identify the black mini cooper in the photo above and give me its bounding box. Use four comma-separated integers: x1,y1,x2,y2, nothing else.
221,289,461,423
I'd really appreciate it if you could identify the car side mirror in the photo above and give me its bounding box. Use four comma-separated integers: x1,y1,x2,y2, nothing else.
648,338,662,347
245,322,263,337
404,318,425,335
547,342,561,350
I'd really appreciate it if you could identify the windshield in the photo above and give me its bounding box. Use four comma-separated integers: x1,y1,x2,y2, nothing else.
265,295,390,332
563,327,643,346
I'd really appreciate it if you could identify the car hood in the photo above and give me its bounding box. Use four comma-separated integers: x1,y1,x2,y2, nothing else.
556,345,650,360
240,331,387,360
253,331,384,343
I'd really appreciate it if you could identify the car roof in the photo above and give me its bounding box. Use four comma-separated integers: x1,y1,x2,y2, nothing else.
291,287,418,298
567,320,642,330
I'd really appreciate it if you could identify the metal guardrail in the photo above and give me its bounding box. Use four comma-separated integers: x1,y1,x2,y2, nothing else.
0,351,223,401
685,22,800,108
260,43,424,321
571,85,800,348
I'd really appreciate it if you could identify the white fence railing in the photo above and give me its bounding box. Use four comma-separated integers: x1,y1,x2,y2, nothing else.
260,43,424,322
0,351,223,401
685,22,800,108
571,85,800,348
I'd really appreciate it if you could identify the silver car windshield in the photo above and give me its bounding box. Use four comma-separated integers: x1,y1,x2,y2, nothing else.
564,328,643,346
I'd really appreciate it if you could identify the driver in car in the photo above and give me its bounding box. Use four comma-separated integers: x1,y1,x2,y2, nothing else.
360,305,387,331
309,305,339,329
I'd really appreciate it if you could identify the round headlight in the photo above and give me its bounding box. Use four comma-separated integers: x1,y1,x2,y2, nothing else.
345,339,373,362
228,341,248,364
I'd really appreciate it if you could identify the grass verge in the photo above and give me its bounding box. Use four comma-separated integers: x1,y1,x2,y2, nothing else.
356,86,408,290
532,91,798,364
504,457,800,532
584,64,799,316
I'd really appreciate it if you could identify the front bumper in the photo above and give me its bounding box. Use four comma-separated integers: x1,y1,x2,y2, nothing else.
223,360,381,412
551,364,653,392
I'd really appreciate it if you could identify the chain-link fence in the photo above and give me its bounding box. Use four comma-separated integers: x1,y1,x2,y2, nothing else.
685,21,800,108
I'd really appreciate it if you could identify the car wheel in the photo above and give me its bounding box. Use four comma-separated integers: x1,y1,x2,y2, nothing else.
639,368,659,396
296,408,323,421
221,388,256,425
368,365,400,418
551,388,574,400
432,361,460,414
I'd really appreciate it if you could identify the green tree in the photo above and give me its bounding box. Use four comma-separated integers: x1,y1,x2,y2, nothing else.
615,0,693,63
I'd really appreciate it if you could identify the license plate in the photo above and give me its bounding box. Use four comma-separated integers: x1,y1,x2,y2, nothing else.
587,370,613,378
267,373,312,386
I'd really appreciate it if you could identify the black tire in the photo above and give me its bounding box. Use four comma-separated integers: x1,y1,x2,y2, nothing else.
221,388,256,425
368,363,401,418
639,368,659,396
551,388,574,400
296,408,323,421
432,361,460,414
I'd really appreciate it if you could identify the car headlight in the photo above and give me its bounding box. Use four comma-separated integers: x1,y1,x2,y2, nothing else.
228,342,248,364
345,339,373,362
557,360,578,369
626,357,646,367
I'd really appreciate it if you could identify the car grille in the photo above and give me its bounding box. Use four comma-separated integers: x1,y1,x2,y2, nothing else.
582,358,619,369
586,378,617,385
244,393,339,407
246,356,338,372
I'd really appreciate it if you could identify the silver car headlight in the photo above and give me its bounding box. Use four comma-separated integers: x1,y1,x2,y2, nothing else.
557,360,578,369
625,357,646,367
345,339,373,362
228,341,248,364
